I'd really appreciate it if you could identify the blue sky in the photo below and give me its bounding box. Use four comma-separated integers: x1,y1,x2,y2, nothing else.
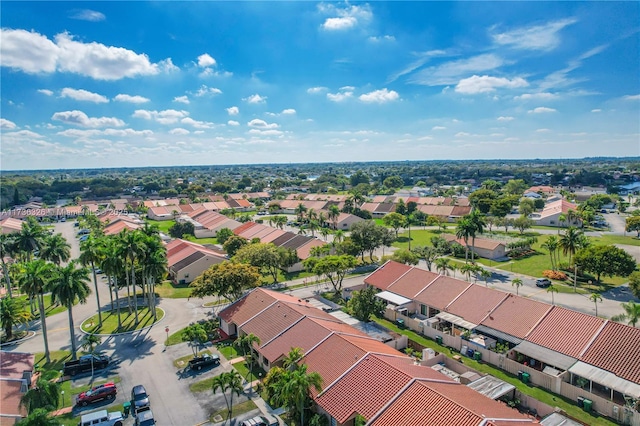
1,1,639,170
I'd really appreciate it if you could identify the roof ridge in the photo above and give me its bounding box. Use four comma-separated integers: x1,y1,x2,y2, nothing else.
523,304,556,339
579,319,609,358
386,264,414,292
443,281,474,311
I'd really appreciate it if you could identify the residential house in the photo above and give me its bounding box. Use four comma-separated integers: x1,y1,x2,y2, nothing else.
0,351,34,424
0,218,22,234
442,234,508,260
166,239,227,284
184,209,242,238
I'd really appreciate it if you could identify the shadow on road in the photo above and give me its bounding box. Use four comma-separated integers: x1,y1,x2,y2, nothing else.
601,285,640,303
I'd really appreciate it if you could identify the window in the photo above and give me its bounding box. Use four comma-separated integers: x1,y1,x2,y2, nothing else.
420,304,427,315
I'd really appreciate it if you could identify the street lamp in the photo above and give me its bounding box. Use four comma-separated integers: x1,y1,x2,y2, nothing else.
61,390,65,407
165,327,169,345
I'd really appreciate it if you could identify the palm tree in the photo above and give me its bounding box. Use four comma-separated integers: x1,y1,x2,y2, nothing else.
589,293,603,317
319,227,330,242
16,408,62,426
455,218,475,262
39,234,70,266
142,240,166,321
566,209,578,227
280,364,322,426
434,258,451,276
460,263,477,282
328,205,341,230
79,236,104,326
273,215,287,230
117,229,146,324
100,238,124,328
333,230,345,244
479,268,492,287
307,220,319,237
80,333,102,380
511,278,523,296
20,378,60,414
235,333,261,385
559,227,583,291
19,260,54,363
212,371,243,422
541,235,559,271
546,285,558,305
616,301,640,327
295,203,307,223
558,213,567,231
283,347,304,371
14,218,47,261
467,210,485,262
49,261,91,360
0,233,17,298
0,296,31,340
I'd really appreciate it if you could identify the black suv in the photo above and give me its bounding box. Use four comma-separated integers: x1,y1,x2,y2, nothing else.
536,278,552,288
131,385,150,414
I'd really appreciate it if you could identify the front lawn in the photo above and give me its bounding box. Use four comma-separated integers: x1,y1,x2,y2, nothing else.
81,307,164,334
155,281,193,298
218,343,240,360
210,400,258,423
232,360,265,382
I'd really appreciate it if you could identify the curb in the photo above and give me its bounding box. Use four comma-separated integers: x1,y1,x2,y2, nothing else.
0,330,37,347
78,307,166,337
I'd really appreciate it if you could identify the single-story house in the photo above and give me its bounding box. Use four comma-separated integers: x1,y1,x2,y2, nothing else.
166,239,227,284
442,234,507,260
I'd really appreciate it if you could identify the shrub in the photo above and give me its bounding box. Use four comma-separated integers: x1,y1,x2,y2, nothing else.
543,270,567,280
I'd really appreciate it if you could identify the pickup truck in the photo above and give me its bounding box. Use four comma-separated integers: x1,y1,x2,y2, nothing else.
64,354,110,376
188,353,220,371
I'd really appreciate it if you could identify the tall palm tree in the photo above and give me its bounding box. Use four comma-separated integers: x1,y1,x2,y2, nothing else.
559,227,583,291
295,203,307,223
280,364,323,426
546,285,558,305
117,230,146,324
100,239,125,328
589,293,603,317
50,261,91,360
79,236,104,326
455,218,475,262
282,347,304,371
39,234,70,266
141,237,166,321
620,301,640,327
460,262,477,282
0,296,31,340
19,260,54,363
511,278,523,296
235,333,261,384
467,211,485,262
435,258,451,276
0,233,17,298
541,235,559,271
212,371,243,422
328,205,341,230
80,333,102,379
333,230,345,244
14,218,47,261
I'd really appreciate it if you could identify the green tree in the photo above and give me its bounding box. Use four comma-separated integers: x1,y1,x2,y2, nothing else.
233,243,284,283
541,235,560,271
49,261,91,360
503,179,527,196
168,221,195,238
117,229,146,323
267,360,322,426
574,245,637,282
390,248,419,265
190,262,261,302
222,236,248,257
212,371,244,421
216,228,234,245
412,246,440,271
16,408,62,426
629,271,640,299
512,216,534,234
349,221,391,261
626,216,640,237
511,278,523,296
346,286,386,321
467,210,485,262
489,197,513,218
518,198,535,217
183,323,208,356
383,175,404,189
618,301,640,327
20,378,60,414
234,333,261,382
79,236,104,326
303,255,357,293
100,238,125,329
455,218,475,262
18,260,54,363
14,217,47,261
295,203,307,223
39,234,70,266
382,212,405,237
0,234,17,298
589,293,603,317
546,285,558,305
80,333,102,379
435,258,452,276
0,296,31,340
468,189,498,214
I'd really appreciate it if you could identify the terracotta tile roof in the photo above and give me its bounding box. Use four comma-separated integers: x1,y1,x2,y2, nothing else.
0,218,23,233
103,220,140,235
260,229,287,243
218,288,310,325
387,267,439,298
317,354,446,423
580,321,640,383
296,239,326,260
360,202,379,212
413,276,471,311
480,294,553,339
0,352,33,379
233,222,257,236
445,285,508,324
443,234,505,250
364,261,413,291
526,306,605,358
0,378,28,419
450,205,472,217
259,317,336,364
241,303,306,344
166,239,227,269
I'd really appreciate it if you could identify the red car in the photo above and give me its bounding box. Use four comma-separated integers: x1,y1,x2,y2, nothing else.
76,382,117,407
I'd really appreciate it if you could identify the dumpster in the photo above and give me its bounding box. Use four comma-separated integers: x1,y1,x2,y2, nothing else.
473,351,482,361
396,319,405,329
583,399,593,413
521,372,530,384
517,371,523,381
123,401,131,417
577,396,584,407
435,336,443,345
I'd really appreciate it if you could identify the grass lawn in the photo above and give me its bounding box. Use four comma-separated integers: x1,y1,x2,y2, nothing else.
35,350,74,372
12,294,72,318
218,343,240,361
58,376,121,409
81,307,163,334
190,375,217,393
183,235,220,245
173,350,212,369
210,400,258,423
155,281,193,298
145,219,175,234
166,328,187,346
394,229,451,250
232,360,266,382
373,318,617,426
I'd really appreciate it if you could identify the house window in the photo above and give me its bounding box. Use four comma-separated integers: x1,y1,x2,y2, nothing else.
550,221,555,225
184,274,189,278
420,304,427,315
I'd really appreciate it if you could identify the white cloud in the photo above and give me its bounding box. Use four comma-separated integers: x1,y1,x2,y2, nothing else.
369,35,395,42
432,126,446,131
197,53,216,68
248,129,283,136
514,92,558,101
61,88,109,103
243,94,267,104
0,29,173,80
69,9,106,22
358,88,400,103
247,119,279,129
38,89,53,96
133,109,189,124
0,118,17,130
327,90,353,102
622,94,640,100
173,95,190,104
57,128,153,138
114,94,150,104
455,132,471,137
181,117,214,129
226,106,239,116
169,128,190,135
491,18,577,51
410,54,505,86
528,107,557,114
591,109,602,113
320,4,372,31
227,120,240,126
455,75,528,94
536,128,551,133
52,110,125,128
195,85,222,97
497,116,515,122
307,87,327,94
282,109,296,115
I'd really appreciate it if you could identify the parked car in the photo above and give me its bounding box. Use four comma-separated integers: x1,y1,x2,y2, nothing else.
242,415,279,426
64,354,110,376
76,382,117,406
77,229,90,236
188,353,220,371
131,385,150,414
535,278,552,288
135,409,156,426
78,409,124,426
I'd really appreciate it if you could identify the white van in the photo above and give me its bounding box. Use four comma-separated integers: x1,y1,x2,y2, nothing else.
78,409,124,426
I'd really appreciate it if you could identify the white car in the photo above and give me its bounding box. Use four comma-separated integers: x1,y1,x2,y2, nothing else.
78,410,124,426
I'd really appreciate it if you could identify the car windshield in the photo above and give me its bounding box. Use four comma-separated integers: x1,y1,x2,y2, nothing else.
134,392,147,401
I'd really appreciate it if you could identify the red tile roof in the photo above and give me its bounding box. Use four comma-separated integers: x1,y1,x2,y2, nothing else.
232,222,257,236
526,306,605,358
442,234,506,250
388,267,439,298
364,261,413,291
218,288,310,325
413,276,471,311
0,351,34,379
445,285,508,325
580,321,640,383
241,303,306,344
258,318,334,364
480,294,553,339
